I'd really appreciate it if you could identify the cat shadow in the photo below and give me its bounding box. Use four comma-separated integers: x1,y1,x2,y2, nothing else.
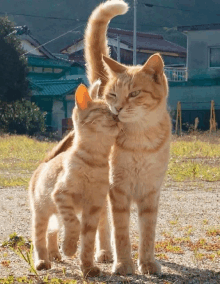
87,260,219,283
155,261,220,284
43,258,219,283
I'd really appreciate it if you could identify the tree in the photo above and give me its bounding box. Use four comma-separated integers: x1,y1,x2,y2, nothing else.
0,17,29,102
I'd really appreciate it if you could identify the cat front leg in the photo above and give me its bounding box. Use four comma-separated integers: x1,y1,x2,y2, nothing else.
109,186,135,275
80,201,105,277
95,197,113,263
136,188,161,275
52,183,80,257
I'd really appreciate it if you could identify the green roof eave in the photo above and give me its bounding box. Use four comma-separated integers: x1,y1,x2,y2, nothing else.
27,56,71,69
30,78,84,97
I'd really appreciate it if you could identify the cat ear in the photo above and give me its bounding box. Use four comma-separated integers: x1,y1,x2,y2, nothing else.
89,79,101,100
102,55,126,75
75,84,92,110
141,53,164,80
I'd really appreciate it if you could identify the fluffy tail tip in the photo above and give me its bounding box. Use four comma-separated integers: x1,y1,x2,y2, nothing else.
104,0,129,15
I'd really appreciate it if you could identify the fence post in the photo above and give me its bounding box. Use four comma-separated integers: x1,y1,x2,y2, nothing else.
175,101,182,136
210,100,216,133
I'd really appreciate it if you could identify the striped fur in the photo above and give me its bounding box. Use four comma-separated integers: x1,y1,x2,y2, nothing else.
85,0,171,276
29,81,120,277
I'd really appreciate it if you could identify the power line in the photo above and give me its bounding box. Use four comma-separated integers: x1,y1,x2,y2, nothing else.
0,11,84,22
0,10,180,29
141,2,220,17
20,23,86,57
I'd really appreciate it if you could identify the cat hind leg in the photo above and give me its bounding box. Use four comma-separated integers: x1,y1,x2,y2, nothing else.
32,209,52,270
47,214,61,261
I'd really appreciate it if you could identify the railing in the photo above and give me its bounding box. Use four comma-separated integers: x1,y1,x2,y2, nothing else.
164,67,187,82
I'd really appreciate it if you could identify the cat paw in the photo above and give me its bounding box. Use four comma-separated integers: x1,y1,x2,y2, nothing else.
35,259,51,270
81,265,101,277
62,241,77,257
138,260,161,275
48,250,62,261
96,249,113,263
113,261,135,275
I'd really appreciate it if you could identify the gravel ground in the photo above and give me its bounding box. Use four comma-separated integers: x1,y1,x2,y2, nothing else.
0,181,219,283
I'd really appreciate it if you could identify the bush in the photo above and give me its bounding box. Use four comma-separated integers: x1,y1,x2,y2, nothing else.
0,100,46,135
0,17,29,102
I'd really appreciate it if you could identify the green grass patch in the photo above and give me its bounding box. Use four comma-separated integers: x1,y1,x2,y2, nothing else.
0,175,30,187
0,135,55,161
1,134,220,187
171,140,220,158
168,160,220,182
0,135,56,187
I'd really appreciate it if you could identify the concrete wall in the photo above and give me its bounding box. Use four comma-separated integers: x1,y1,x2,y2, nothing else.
168,84,220,110
168,84,220,129
187,30,220,80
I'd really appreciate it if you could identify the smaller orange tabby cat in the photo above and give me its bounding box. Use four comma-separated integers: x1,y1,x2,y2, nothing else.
29,80,120,277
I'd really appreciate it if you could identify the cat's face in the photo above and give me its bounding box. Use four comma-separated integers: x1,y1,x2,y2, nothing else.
73,81,120,137
103,54,168,123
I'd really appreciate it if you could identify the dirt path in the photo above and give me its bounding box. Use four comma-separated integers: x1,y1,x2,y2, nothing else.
0,182,219,283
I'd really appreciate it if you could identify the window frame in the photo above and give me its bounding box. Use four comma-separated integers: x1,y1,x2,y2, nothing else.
208,46,220,69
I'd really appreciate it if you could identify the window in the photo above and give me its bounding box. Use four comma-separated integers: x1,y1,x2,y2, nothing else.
27,66,33,72
209,47,220,68
54,68,63,73
43,68,53,73
33,67,43,73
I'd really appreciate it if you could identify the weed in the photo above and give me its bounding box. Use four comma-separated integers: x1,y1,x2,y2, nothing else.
155,239,184,254
156,253,169,260
15,243,38,276
206,227,220,237
169,219,178,225
2,232,25,248
1,260,10,267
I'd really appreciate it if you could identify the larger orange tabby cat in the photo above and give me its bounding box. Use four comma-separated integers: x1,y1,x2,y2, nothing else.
84,0,171,275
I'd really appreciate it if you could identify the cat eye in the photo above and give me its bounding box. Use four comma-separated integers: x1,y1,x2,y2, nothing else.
129,90,141,98
109,93,116,98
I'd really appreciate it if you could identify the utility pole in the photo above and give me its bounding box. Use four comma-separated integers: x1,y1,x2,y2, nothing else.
133,0,137,65
117,34,121,62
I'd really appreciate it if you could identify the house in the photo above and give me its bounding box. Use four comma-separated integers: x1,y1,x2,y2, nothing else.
16,26,86,135
60,28,186,67
168,24,220,130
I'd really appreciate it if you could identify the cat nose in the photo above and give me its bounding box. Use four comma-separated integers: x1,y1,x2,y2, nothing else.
116,107,123,113
112,114,120,122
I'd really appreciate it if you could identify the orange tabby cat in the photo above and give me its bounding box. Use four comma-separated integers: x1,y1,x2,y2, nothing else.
29,81,120,277
84,0,171,275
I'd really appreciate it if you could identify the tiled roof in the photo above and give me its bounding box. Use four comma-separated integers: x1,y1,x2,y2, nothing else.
61,28,186,56
178,23,220,32
30,78,84,96
108,28,186,55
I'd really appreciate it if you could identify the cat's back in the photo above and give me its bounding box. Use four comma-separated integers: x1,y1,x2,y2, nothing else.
29,150,69,198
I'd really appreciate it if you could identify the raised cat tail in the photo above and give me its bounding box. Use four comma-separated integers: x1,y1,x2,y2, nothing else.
84,0,129,94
